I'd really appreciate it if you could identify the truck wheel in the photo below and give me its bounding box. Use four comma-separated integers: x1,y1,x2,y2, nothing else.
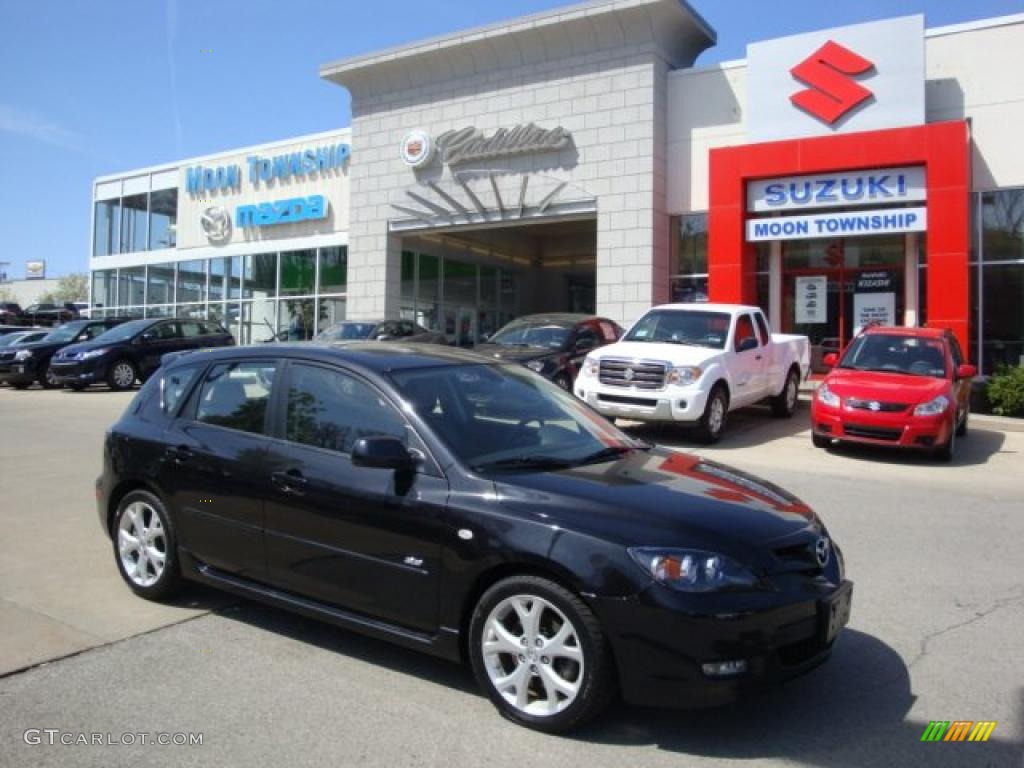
771,368,800,418
696,386,728,444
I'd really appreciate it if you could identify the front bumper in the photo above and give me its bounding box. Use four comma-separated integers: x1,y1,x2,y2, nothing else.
591,579,852,708
576,380,710,423
50,357,110,385
812,402,952,449
0,359,38,385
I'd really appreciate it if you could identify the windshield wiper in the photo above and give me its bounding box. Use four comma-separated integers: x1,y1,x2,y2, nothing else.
472,455,575,472
576,445,645,466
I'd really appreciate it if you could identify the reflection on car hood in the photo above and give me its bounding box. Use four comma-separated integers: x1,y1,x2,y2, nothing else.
472,343,555,362
494,447,820,559
589,340,722,366
825,369,948,402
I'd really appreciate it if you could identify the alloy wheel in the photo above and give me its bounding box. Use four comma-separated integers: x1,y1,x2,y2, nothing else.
786,376,798,411
117,501,167,588
44,367,59,387
112,362,135,388
708,395,725,434
481,595,584,717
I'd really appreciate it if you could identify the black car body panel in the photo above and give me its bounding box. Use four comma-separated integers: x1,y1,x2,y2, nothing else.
314,320,447,345
52,317,234,388
97,343,850,708
474,314,621,387
0,318,131,386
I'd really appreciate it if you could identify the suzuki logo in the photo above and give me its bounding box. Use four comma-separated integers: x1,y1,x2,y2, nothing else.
790,40,875,125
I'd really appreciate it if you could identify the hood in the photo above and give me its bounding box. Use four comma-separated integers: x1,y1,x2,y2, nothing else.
824,368,948,403
473,343,557,363
587,340,722,367
58,338,119,358
14,339,66,354
493,448,821,563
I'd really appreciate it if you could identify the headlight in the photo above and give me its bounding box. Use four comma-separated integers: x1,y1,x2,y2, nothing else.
525,360,546,373
816,383,840,407
14,349,33,361
913,395,950,416
667,366,702,386
628,547,759,592
581,357,598,377
80,348,109,359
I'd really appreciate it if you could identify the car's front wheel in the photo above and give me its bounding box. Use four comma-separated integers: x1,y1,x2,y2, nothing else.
108,359,137,391
696,385,729,444
39,362,60,389
112,490,181,599
469,576,615,733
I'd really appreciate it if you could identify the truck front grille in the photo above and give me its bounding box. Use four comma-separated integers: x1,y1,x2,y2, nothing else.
598,358,668,390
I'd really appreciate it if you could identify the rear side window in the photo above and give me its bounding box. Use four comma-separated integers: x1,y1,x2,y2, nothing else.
161,366,201,415
195,361,277,435
734,315,757,351
181,322,204,338
754,313,770,346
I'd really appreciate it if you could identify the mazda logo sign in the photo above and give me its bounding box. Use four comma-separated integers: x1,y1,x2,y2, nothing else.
201,206,231,244
815,536,831,568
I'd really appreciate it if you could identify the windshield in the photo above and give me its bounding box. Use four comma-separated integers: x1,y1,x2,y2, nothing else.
839,334,947,378
390,363,643,470
316,323,376,341
91,319,151,343
488,321,571,349
0,333,30,347
624,309,731,349
43,321,89,343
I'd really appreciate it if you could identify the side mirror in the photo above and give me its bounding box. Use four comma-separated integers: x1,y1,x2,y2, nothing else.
737,336,758,353
823,353,839,368
957,363,977,379
351,436,414,471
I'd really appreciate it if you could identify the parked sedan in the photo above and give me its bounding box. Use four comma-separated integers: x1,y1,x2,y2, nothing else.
0,330,49,384
0,302,25,325
0,318,131,389
52,317,234,390
315,319,447,345
474,313,622,390
97,342,850,732
811,326,975,460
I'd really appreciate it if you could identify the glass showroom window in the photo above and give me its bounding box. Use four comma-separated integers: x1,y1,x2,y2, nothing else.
92,269,116,311
980,188,1024,371
94,199,121,257
247,253,277,301
120,193,148,254
118,266,146,306
670,214,709,303
177,259,207,305
319,246,347,294
280,249,316,297
149,188,177,250
147,263,175,305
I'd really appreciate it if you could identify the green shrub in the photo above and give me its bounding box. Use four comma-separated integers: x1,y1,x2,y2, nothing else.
987,365,1024,417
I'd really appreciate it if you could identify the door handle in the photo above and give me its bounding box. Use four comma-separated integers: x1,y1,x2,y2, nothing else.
167,445,193,463
271,469,308,495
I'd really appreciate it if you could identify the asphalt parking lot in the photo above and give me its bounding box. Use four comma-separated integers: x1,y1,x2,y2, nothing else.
0,385,1021,767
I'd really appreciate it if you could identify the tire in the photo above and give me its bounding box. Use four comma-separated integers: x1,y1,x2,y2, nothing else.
39,361,60,389
812,433,831,449
933,427,955,462
469,575,616,733
771,368,800,418
553,372,572,392
955,409,968,437
696,385,729,444
11,382,29,390
111,490,181,600
107,359,137,391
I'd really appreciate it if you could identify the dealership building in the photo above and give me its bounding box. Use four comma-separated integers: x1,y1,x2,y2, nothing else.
89,0,1024,371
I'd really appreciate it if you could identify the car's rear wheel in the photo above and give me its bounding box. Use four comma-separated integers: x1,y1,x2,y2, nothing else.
39,362,60,389
469,576,615,733
771,368,800,418
108,359,137,391
696,386,728,444
112,490,181,599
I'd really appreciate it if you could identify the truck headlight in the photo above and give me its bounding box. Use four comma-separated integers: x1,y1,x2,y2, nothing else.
14,349,33,361
581,357,598,377
628,548,759,592
667,366,702,386
913,395,950,416
816,383,840,407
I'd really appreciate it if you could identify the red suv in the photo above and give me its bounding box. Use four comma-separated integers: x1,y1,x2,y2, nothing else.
811,327,975,461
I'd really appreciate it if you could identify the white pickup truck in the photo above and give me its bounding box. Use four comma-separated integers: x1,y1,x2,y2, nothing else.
574,303,810,442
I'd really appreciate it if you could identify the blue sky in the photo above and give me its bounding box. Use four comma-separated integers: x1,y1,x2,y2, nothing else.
1,0,1021,279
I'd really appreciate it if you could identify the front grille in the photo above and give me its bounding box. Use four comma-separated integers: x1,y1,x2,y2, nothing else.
777,635,827,667
598,358,667,390
597,393,659,407
843,424,902,442
846,398,908,413
771,540,822,576
0,351,15,363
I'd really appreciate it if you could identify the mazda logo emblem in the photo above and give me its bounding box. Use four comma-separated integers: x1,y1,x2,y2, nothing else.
815,537,830,568
201,206,231,244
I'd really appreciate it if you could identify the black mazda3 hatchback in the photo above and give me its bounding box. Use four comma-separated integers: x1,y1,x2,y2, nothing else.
97,342,851,732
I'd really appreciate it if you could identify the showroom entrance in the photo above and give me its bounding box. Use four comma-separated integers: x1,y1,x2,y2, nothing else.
397,216,597,347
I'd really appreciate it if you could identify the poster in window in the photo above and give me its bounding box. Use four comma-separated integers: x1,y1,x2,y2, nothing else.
853,292,895,330
795,276,826,324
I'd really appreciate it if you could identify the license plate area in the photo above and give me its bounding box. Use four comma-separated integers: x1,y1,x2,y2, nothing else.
820,582,853,644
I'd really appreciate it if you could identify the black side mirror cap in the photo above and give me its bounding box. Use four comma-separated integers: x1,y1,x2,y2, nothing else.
351,436,414,471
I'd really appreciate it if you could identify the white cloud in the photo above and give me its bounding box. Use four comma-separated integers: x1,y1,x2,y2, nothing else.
0,103,85,152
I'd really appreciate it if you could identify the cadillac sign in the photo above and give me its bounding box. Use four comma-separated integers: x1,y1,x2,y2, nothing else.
401,123,573,168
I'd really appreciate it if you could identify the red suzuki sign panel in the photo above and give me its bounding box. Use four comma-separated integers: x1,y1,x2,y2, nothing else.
747,16,924,141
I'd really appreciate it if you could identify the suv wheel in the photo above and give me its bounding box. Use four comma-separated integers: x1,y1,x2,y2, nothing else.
696,386,728,444
112,490,181,599
108,359,137,391
771,369,800,417
469,576,615,733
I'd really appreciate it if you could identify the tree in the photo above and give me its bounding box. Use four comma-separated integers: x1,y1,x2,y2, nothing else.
37,273,89,304
0,284,16,302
